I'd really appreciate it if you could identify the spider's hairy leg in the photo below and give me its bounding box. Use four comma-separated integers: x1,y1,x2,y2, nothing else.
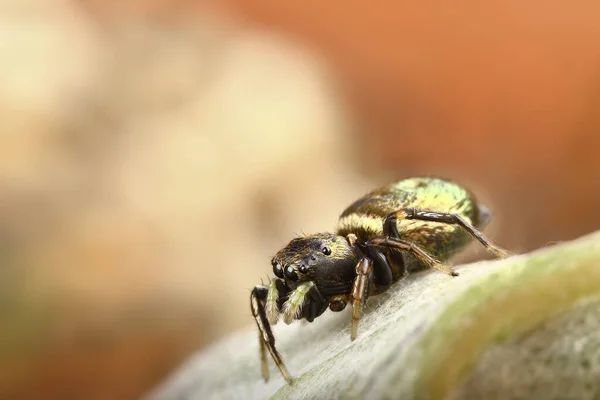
250,285,293,384
282,281,315,325
350,258,373,341
388,208,512,259
368,236,459,276
258,332,269,380
266,278,280,325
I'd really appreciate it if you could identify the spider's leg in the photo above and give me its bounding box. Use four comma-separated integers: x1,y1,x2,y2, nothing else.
265,278,280,325
368,236,458,276
350,258,373,341
385,208,511,259
250,285,293,384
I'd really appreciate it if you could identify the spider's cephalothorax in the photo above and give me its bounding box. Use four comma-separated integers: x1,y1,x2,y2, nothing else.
250,177,511,384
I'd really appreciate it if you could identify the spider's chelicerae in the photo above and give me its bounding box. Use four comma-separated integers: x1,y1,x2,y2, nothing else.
250,177,510,384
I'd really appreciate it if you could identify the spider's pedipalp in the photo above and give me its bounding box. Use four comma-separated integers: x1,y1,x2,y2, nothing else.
282,281,315,325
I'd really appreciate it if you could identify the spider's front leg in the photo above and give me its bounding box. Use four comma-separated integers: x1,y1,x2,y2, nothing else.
250,281,292,384
252,280,328,384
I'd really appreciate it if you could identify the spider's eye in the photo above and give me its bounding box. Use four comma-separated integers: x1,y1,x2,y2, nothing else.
285,266,298,281
321,245,331,256
298,264,308,274
272,260,284,278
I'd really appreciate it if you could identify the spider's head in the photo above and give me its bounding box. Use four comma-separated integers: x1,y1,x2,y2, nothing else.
271,233,360,288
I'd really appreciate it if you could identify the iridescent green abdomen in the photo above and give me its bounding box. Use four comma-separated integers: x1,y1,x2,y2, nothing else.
336,177,485,266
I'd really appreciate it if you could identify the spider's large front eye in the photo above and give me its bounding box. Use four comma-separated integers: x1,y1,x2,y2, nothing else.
284,266,298,281
298,264,308,274
321,245,332,256
272,260,284,278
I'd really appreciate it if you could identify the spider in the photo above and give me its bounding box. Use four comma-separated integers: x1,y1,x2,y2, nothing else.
250,177,510,384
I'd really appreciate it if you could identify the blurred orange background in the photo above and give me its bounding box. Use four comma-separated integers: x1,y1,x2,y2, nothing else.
2,1,600,399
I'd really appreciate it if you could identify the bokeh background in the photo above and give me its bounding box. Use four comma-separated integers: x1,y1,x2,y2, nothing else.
2,0,600,399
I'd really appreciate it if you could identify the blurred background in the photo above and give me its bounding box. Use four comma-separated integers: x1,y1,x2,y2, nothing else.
2,0,600,398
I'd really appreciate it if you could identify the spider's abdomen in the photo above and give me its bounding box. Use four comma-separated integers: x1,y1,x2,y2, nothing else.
336,177,485,264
